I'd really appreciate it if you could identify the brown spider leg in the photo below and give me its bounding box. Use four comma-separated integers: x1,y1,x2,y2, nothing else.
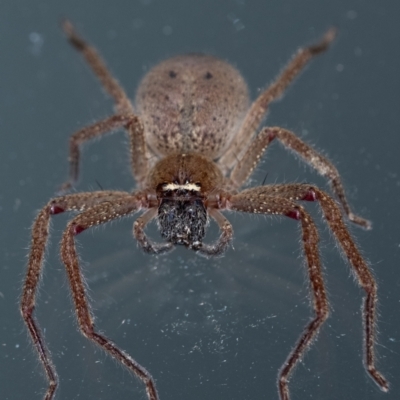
134,208,174,254
229,125,275,188
62,19,133,115
127,116,151,187
20,190,131,400
230,126,371,229
196,208,233,257
60,198,159,400
219,27,336,171
262,183,389,392
61,20,151,189
271,127,370,228
60,115,135,192
225,191,329,400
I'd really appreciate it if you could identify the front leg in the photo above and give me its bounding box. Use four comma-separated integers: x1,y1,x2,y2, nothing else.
61,199,159,400
226,191,329,400
230,184,388,394
20,190,133,400
249,183,389,392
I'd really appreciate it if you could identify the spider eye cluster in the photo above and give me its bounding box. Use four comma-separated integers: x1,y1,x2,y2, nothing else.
157,185,207,247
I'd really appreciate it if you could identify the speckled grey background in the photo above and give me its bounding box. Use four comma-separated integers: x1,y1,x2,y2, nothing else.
1,1,399,399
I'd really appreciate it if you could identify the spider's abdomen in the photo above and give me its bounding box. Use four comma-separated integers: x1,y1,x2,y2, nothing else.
136,54,249,159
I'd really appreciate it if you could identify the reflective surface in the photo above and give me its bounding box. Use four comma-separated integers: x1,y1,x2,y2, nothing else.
1,1,399,399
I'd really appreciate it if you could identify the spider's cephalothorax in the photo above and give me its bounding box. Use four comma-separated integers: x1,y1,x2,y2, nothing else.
148,152,223,251
21,20,388,400
156,172,208,248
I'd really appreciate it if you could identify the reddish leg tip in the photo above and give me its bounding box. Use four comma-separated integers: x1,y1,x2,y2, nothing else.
301,189,317,202
267,130,277,140
50,204,65,215
73,224,86,235
285,209,301,220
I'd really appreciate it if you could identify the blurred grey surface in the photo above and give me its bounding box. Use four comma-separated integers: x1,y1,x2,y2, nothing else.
1,1,399,399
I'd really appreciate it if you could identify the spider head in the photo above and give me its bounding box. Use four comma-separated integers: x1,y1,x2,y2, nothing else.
148,153,223,249
157,183,208,249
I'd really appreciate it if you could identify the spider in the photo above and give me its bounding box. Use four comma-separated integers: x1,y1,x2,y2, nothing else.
21,20,388,400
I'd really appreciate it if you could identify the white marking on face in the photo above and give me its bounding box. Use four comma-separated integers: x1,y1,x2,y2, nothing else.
163,183,201,192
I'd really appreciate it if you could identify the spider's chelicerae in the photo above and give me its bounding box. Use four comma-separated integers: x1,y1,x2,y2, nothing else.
21,20,388,400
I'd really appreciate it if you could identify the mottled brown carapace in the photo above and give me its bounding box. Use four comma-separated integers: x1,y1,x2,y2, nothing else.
21,20,388,400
